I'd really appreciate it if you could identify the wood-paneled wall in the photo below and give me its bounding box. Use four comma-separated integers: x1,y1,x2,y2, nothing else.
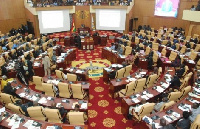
132,0,200,35
75,6,91,29
0,0,26,34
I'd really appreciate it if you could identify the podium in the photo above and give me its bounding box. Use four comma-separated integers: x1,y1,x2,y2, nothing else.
64,36,70,47
100,36,107,46
81,37,94,50
93,36,100,45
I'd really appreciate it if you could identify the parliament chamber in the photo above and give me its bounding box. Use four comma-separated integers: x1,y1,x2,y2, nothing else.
0,0,200,129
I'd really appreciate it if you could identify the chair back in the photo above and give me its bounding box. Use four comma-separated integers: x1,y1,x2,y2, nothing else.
169,51,177,61
145,47,151,55
190,114,200,129
168,91,182,102
152,43,159,51
71,84,85,99
175,43,180,50
146,74,158,88
67,73,77,82
137,103,155,120
124,81,136,96
55,70,64,80
124,65,132,77
194,44,200,52
180,45,186,54
134,78,146,93
160,101,175,111
57,82,72,98
33,76,43,91
180,86,191,99
125,46,132,56
190,51,198,61
161,48,166,57
42,83,56,97
7,103,25,115
115,68,125,79
45,108,62,123
0,93,16,106
27,106,46,121
68,112,85,125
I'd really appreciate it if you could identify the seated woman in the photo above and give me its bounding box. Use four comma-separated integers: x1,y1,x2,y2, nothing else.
125,51,136,64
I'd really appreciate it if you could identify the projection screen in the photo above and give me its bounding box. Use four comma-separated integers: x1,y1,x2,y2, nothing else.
37,10,70,34
96,9,126,30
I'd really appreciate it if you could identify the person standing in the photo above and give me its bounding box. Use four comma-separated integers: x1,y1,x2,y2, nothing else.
42,54,51,76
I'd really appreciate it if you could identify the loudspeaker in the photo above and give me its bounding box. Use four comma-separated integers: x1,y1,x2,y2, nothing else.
134,18,138,21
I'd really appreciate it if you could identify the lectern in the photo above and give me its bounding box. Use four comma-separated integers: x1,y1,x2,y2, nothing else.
100,36,107,46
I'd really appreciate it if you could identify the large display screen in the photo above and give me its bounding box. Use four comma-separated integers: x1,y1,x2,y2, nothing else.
37,10,70,34
96,9,126,30
154,0,180,17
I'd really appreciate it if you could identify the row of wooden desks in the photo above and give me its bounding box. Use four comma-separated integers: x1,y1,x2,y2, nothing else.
121,68,175,118
102,48,125,64
0,106,88,129
109,69,148,98
64,67,89,81
11,80,88,112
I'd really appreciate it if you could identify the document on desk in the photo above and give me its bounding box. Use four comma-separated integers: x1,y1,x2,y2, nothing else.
128,78,136,82
8,119,15,126
31,95,38,101
178,105,190,112
132,98,140,103
81,103,88,109
141,95,149,100
19,93,26,97
46,126,55,129
23,120,34,128
172,112,180,118
33,62,40,67
76,70,83,74
163,115,173,122
11,121,20,129
140,72,147,75
0,107,5,114
156,86,165,93
161,83,169,89
188,60,195,64
146,93,153,98
38,97,47,104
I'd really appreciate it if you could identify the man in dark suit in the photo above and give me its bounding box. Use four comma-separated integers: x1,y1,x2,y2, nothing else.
176,64,185,77
170,75,181,89
1,63,8,76
3,82,19,98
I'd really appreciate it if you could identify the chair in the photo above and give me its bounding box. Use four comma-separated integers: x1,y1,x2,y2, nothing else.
162,40,168,45
145,47,151,56
193,34,199,39
0,93,18,107
7,103,25,115
67,73,77,82
125,46,132,56
8,42,13,50
146,74,158,88
168,91,182,102
180,45,186,54
57,82,72,98
179,86,191,99
115,68,125,79
190,42,195,49
152,51,158,66
42,83,56,97
151,32,155,37
175,43,180,51
135,37,140,45
132,103,155,121
152,43,159,51
134,78,146,93
121,44,125,55
27,106,46,121
71,84,87,99
179,76,189,91
161,48,166,57
182,65,189,78
33,76,44,91
55,70,65,80
68,112,85,125
194,44,200,52
190,114,200,129
42,42,48,51
189,51,198,61
45,108,62,123
160,101,175,111
169,51,177,61
123,65,132,77
185,36,191,41
197,59,200,70
118,81,135,97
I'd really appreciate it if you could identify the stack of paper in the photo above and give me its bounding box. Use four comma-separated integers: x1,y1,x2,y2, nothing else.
156,86,165,93
81,103,88,109
38,97,47,104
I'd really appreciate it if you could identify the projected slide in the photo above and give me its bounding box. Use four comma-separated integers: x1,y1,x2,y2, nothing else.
38,10,70,34
154,0,180,17
96,9,126,30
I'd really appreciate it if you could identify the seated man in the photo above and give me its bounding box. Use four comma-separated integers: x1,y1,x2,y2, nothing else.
1,75,13,91
1,63,8,76
176,64,185,77
66,104,88,121
159,118,176,129
170,75,181,89
110,43,115,50
177,111,191,129
3,82,19,98
154,97,169,112
189,103,200,122
117,44,123,55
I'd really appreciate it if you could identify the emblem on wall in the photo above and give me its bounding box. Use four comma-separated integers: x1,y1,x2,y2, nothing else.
76,10,89,19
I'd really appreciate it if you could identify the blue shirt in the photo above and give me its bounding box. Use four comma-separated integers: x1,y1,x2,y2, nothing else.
12,44,19,49
110,45,115,50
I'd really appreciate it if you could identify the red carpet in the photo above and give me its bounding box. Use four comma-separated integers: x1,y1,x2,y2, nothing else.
30,33,149,128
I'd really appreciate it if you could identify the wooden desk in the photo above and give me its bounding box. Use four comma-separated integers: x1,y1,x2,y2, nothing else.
64,68,89,81
93,36,100,45
100,36,107,46
102,48,125,64
137,55,148,70
12,80,88,111
121,68,175,118
158,57,172,73
110,69,148,98
78,27,90,33
81,38,94,50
